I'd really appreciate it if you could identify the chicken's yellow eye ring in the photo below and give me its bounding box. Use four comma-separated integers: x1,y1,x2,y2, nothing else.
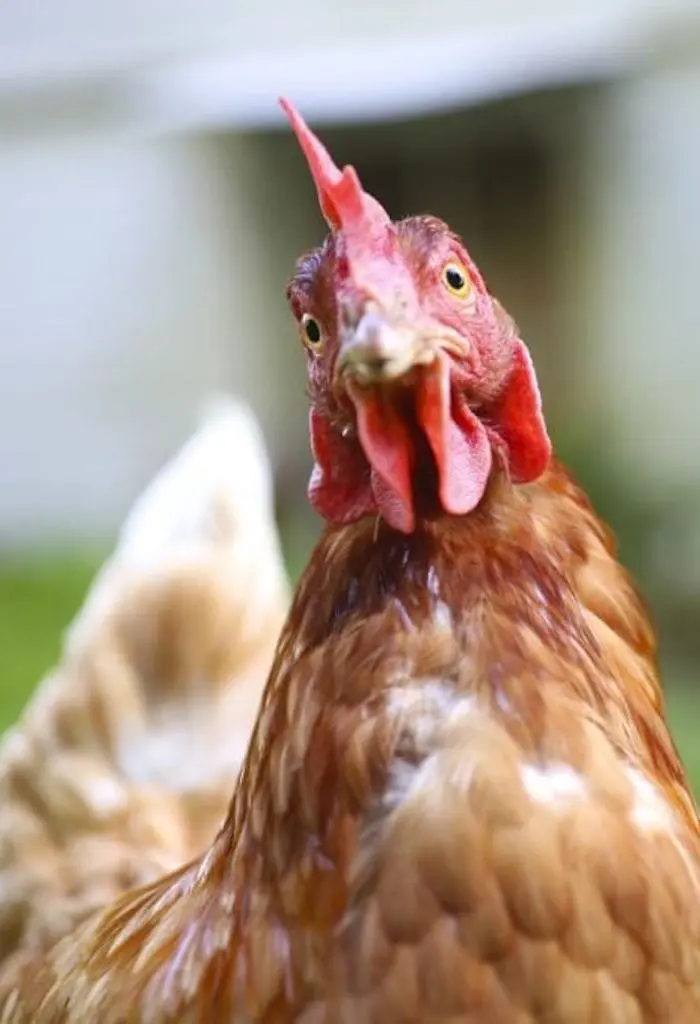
441,261,471,298
301,313,323,349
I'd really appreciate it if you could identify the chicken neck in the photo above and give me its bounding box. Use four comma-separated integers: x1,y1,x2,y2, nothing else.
226,459,695,876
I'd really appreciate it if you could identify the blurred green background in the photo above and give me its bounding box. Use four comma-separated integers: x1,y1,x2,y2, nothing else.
0,552,102,729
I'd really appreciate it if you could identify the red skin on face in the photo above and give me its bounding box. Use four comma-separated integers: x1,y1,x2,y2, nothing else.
282,98,551,533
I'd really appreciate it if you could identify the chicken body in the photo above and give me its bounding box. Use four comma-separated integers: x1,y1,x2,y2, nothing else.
4,101,700,1024
5,464,700,1023
0,399,289,1000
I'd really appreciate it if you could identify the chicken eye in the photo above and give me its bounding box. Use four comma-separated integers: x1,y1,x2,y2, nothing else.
442,261,471,298
301,313,323,348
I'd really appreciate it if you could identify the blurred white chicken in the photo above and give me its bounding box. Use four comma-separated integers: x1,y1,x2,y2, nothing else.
0,398,289,992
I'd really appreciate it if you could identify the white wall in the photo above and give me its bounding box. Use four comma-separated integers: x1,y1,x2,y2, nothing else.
0,0,656,83
577,60,700,489
0,117,329,546
0,134,238,542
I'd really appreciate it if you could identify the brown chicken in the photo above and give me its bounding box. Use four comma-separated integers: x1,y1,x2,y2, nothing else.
3,101,700,1023
0,399,289,1003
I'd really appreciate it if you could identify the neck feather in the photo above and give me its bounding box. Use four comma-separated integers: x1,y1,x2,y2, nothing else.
229,459,695,846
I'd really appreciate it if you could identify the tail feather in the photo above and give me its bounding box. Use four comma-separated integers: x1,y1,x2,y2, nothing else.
119,396,278,563
0,397,289,981
71,396,286,645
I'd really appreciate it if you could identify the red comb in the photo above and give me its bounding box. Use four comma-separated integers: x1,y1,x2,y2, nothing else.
279,97,392,243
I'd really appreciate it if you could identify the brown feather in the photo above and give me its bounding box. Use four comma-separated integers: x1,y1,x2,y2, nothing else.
5,459,699,1023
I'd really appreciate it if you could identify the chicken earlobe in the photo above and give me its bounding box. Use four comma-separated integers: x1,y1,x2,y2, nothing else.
487,336,551,484
308,407,376,526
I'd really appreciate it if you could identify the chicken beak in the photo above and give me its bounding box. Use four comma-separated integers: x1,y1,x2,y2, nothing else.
333,304,490,533
336,308,437,388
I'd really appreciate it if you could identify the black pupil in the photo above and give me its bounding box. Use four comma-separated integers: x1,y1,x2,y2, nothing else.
446,267,465,290
305,318,321,343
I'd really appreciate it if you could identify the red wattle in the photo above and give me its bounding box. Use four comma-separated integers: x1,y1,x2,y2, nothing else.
352,387,415,533
417,354,493,516
309,339,549,534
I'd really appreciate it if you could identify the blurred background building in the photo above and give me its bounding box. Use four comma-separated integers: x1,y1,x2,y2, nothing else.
1,0,699,737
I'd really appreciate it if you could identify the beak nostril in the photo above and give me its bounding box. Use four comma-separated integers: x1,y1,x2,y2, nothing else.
361,349,390,370
340,345,392,383
337,308,438,384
